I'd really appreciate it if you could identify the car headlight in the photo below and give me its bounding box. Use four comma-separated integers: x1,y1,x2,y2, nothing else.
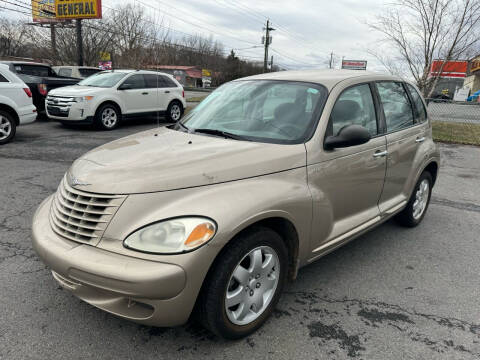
123,217,216,254
74,96,94,102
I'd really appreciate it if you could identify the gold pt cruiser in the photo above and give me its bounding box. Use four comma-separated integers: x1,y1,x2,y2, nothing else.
32,70,440,339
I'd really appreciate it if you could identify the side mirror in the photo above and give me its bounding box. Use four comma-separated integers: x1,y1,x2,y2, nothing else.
324,124,371,150
118,83,132,90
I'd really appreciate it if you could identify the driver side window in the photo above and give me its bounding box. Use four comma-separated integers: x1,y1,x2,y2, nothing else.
329,84,377,136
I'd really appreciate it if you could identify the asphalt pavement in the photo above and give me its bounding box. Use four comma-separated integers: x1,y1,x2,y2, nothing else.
1,118,479,360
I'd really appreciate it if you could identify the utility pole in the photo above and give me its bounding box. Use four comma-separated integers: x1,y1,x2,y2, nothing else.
270,55,273,72
329,51,334,69
263,20,275,73
76,19,83,66
50,24,57,62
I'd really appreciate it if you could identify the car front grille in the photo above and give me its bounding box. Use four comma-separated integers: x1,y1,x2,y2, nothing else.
49,177,126,245
46,95,75,117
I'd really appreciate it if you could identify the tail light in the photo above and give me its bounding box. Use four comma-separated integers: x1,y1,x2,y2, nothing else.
23,87,32,97
182,90,185,98
38,84,48,96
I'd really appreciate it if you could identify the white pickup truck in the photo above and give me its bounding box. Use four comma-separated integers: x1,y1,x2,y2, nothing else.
0,64,37,145
45,69,187,130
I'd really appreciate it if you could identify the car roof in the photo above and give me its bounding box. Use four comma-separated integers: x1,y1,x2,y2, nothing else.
0,61,51,67
239,69,404,90
53,65,99,69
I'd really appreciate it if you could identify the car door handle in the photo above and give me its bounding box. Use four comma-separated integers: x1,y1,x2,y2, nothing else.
164,90,170,93
141,92,149,95
415,137,426,143
373,150,388,158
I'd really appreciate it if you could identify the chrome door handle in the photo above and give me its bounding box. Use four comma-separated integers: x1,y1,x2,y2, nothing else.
141,92,149,95
415,137,426,143
373,150,388,158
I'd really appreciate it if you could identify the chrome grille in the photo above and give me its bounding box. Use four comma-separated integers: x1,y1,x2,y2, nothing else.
49,177,126,244
46,95,76,117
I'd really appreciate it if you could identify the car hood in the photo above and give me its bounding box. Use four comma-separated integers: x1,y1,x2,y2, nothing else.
48,85,104,96
68,127,306,194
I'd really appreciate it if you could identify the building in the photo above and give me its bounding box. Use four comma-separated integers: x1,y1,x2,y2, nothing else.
463,55,480,95
429,60,468,98
145,65,203,87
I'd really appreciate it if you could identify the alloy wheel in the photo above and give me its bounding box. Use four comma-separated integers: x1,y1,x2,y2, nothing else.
225,246,280,326
412,179,429,220
101,108,118,128
170,104,181,121
0,115,12,141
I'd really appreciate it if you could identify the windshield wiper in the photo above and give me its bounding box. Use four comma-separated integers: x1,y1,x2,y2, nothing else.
193,128,245,140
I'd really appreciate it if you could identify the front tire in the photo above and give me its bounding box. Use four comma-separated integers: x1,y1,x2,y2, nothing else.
0,110,16,145
166,101,183,122
198,227,288,339
395,171,433,227
95,103,120,130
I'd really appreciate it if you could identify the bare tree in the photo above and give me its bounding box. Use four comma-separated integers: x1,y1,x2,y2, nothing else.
369,0,480,96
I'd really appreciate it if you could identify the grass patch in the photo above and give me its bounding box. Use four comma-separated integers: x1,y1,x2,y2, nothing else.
186,96,206,102
432,121,480,146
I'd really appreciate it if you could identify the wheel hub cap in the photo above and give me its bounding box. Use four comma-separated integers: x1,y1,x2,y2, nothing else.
102,108,117,127
0,115,12,140
171,105,181,121
412,179,429,220
225,246,279,326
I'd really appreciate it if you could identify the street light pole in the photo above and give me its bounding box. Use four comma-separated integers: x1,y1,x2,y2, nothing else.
76,19,83,66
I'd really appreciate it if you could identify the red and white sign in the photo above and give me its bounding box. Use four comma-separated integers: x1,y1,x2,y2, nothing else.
429,60,468,78
342,60,367,70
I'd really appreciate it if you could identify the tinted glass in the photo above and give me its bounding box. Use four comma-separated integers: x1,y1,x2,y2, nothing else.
122,74,146,89
14,64,52,77
0,74,8,82
329,84,377,136
181,80,327,144
406,83,427,123
144,74,165,88
58,68,72,77
78,72,127,87
161,75,178,87
79,68,101,77
376,82,414,132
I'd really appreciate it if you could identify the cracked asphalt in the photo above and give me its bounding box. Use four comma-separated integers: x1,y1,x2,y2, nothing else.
1,118,480,359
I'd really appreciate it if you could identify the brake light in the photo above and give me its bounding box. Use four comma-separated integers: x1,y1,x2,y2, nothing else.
23,87,32,97
182,90,185,98
38,84,48,96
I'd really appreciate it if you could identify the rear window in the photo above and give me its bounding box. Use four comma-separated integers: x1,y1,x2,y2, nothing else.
161,75,178,88
79,68,101,77
14,64,53,77
58,68,72,77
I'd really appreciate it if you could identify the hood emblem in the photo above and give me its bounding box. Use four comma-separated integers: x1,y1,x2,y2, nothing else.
70,174,90,187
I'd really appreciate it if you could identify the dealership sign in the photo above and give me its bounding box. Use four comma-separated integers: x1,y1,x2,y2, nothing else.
32,0,62,23
341,60,367,70
55,0,102,19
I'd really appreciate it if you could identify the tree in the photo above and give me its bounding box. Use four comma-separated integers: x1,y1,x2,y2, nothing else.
369,0,480,96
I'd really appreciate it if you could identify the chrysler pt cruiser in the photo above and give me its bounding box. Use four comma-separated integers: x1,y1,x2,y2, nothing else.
32,70,440,339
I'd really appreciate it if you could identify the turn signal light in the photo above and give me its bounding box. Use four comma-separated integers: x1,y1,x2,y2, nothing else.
184,222,215,248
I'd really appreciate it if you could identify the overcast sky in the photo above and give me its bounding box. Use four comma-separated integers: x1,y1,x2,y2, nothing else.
4,0,391,71
103,0,389,71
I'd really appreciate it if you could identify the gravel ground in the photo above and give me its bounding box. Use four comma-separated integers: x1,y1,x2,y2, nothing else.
1,118,479,360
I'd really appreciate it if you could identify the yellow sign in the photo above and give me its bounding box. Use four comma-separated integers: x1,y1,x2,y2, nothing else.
471,57,480,73
99,52,111,61
55,0,102,19
32,0,58,23
202,69,212,77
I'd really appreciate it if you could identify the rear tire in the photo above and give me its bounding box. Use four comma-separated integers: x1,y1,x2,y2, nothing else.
0,110,16,145
166,101,183,122
95,103,120,130
395,171,433,227
198,227,288,339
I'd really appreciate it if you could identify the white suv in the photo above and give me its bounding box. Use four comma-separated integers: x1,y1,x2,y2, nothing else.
45,70,186,130
0,64,37,145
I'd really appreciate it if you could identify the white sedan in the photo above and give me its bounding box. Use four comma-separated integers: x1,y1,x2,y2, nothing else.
0,64,37,145
45,70,187,130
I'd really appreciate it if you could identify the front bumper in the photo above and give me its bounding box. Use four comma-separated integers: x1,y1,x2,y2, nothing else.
32,196,195,326
45,98,95,121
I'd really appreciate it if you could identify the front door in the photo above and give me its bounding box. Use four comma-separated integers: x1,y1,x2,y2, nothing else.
117,74,152,114
308,83,387,252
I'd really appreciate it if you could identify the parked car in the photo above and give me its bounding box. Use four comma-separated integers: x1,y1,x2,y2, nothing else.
0,61,79,116
32,70,440,339
45,69,186,129
0,64,37,144
53,66,102,79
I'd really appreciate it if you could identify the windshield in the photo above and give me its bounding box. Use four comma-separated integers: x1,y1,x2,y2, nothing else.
78,72,127,87
180,80,327,144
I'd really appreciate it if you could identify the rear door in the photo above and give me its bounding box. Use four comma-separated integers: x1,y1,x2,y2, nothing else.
144,74,169,111
159,75,182,106
375,81,429,212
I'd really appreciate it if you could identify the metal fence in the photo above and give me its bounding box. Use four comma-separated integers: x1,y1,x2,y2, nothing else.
426,99,480,145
